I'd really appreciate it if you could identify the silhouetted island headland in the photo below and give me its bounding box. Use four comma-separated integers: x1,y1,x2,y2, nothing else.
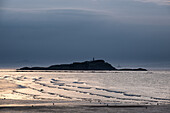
18,60,147,71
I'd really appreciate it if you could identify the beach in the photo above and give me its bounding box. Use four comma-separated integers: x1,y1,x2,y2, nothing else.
0,99,170,113
0,70,170,112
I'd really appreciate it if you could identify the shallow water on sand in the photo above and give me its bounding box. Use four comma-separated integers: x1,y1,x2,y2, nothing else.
0,70,170,105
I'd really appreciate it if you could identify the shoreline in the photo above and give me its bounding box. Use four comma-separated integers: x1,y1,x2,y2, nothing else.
1,71,170,113
0,99,169,113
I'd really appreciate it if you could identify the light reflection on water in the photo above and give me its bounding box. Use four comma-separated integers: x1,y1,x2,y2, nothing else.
0,70,170,105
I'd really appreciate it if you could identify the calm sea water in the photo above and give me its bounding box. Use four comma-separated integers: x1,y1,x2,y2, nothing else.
0,70,170,105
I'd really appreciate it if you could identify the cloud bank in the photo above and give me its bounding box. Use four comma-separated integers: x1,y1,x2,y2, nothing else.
0,0,170,68
0,9,170,68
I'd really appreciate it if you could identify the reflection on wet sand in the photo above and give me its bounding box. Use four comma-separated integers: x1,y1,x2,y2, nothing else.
0,70,170,109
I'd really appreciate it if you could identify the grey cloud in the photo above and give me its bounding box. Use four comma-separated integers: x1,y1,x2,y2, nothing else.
0,3,170,68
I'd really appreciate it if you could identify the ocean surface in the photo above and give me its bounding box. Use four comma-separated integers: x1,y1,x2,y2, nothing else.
0,70,170,105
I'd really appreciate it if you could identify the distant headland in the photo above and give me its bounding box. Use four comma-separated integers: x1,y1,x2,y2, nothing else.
18,59,147,71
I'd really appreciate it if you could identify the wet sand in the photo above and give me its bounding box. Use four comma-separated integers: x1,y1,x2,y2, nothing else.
0,99,170,113
0,80,18,92
0,73,170,113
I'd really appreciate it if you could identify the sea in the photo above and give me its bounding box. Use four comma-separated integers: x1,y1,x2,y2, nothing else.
0,70,170,105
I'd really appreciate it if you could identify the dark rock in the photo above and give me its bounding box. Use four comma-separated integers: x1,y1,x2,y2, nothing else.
118,68,147,71
17,60,147,71
48,60,116,70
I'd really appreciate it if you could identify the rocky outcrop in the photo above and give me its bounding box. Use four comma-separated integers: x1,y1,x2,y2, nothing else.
18,60,147,71
19,60,116,70
48,60,116,70
118,68,147,71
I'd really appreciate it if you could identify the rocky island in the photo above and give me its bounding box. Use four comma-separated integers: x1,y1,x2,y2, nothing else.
18,59,147,71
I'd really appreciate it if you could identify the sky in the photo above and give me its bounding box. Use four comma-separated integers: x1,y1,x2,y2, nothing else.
0,0,170,69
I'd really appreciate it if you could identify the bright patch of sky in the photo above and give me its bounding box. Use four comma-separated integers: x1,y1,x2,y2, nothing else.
135,0,170,5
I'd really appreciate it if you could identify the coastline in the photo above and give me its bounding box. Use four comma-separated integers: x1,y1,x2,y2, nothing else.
1,71,170,113
0,99,170,113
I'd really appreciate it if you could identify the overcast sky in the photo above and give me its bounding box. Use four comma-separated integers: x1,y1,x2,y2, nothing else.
0,0,170,68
